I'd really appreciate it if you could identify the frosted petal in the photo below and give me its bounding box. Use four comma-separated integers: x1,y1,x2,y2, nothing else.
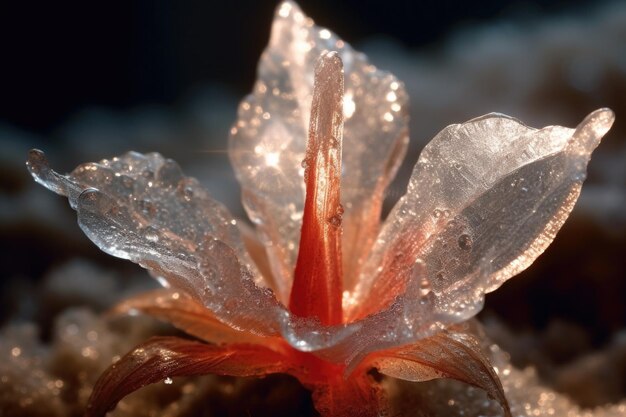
370,323,511,417
111,289,281,346
194,238,287,336
351,109,614,321
85,336,291,417
229,1,409,302
26,150,271,306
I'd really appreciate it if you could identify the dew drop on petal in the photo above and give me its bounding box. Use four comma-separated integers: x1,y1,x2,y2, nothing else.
458,234,473,251
143,226,159,243
419,278,431,296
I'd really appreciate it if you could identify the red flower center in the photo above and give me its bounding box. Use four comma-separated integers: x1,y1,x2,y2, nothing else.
289,51,345,326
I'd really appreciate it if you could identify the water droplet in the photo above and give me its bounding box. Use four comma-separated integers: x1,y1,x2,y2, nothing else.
336,204,344,215
458,234,472,251
454,162,462,170
80,189,99,204
432,209,443,218
289,211,303,221
443,209,451,217
419,279,431,296
144,226,159,243
164,377,173,385
301,159,309,169
181,186,194,202
327,214,342,228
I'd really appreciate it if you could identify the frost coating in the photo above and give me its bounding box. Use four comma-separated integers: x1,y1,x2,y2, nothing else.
25,150,283,334
26,2,617,416
349,109,615,321
27,18,614,370
228,0,409,302
17,1,624,415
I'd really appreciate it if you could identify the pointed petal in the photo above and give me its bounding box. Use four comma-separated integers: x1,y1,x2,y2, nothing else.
228,1,409,301
85,336,291,417
289,52,344,325
110,289,281,346
369,324,511,417
350,109,614,320
25,151,283,325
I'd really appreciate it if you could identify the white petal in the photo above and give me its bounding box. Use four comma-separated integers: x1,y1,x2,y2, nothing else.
26,150,271,306
349,109,614,322
228,1,409,301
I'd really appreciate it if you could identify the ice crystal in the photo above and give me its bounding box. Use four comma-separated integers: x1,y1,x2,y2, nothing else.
26,1,614,416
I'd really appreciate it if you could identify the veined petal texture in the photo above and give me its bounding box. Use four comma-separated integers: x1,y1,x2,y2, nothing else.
370,322,511,417
25,150,283,332
24,151,448,356
351,109,614,321
228,1,409,301
85,337,291,417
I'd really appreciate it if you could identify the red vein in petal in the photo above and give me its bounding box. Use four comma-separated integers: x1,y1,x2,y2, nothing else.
289,51,345,325
367,325,512,417
85,336,291,417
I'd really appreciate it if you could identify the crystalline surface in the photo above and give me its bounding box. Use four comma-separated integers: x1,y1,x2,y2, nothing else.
350,109,615,321
24,1,615,373
25,150,285,336
228,1,409,302
111,289,279,346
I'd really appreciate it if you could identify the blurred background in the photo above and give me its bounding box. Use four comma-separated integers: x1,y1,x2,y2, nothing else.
0,1,624,415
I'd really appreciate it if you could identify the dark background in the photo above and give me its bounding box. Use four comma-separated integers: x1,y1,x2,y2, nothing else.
0,0,602,135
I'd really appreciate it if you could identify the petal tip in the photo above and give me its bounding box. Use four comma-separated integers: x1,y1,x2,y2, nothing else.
586,107,615,137
26,148,72,198
26,148,48,179
275,0,300,19
575,108,615,150
316,50,344,77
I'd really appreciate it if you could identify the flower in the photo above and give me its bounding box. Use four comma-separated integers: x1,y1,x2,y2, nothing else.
26,2,614,416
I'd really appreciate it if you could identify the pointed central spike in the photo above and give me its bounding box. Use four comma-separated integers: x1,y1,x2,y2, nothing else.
289,51,344,325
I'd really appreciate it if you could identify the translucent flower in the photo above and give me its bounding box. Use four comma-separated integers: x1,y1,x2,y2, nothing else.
26,2,614,416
